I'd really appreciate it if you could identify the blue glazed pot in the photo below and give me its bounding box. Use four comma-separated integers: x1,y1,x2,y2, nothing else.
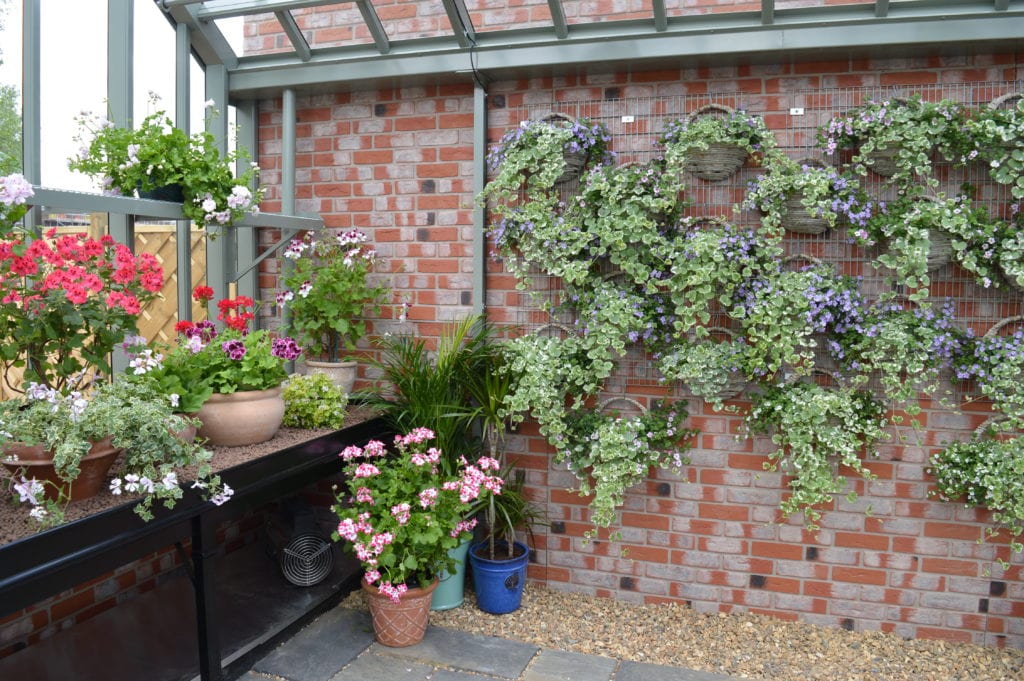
468,540,529,614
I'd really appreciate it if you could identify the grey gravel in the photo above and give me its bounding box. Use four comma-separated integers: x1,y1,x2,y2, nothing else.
342,585,1024,681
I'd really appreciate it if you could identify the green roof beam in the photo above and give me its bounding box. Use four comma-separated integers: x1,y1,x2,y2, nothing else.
653,0,668,32
276,10,313,62
548,0,568,39
762,0,774,25
356,0,391,54
876,0,890,18
442,0,476,48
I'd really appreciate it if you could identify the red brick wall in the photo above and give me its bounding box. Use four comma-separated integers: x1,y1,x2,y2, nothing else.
251,47,1024,648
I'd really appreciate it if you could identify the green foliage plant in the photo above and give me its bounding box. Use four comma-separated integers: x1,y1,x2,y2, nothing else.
561,399,695,532
279,228,389,360
1,378,226,526
743,381,888,529
930,426,1024,554
836,300,964,412
966,94,1024,200
856,193,1002,299
819,96,971,187
282,373,348,429
68,94,263,232
363,315,494,474
332,428,503,601
742,157,865,234
657,106,779,172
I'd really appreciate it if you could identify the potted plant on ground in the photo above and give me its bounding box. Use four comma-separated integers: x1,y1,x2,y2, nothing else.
278,228,389,393
67,95,263,233
331,427,503,646
462,341,546,614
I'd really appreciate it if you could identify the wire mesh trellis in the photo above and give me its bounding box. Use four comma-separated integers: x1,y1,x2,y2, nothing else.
488,81,1024,403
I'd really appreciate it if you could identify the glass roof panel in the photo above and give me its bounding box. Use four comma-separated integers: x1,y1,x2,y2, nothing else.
561,0,657,25
293,3,376,50
241,12,295,56
464,0,557,33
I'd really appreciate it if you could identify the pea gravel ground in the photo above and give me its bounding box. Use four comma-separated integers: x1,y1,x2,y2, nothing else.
342,585,1024,680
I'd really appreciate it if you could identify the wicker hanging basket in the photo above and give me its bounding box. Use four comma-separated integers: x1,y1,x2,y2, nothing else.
539,111,588,186
682,104,749,182
863,146,901,177
983,315,1024,340
925,228,953,272
783,158,832,235
597,396,647,418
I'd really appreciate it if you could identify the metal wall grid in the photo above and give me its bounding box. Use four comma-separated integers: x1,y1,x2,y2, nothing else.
494,81,1024,400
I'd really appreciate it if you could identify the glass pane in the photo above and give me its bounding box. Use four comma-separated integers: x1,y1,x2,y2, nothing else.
135,0,177,122
0,0,23,175
41,1,106,191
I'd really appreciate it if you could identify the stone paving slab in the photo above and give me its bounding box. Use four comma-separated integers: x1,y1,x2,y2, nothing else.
329,650,432,681
374,626,539,679
616,660,746,681
522,649,618,681
253,608,374,681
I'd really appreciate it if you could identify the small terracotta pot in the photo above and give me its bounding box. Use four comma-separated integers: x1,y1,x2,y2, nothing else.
362,578,438,647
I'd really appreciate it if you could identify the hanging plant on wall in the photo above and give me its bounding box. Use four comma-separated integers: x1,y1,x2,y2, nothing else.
561,399,695,532
657,104,779,181
819,95,971,186
743,380,888,529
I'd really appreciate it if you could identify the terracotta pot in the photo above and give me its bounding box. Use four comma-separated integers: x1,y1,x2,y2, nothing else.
304,359,358,395
362,578,438,647
1,437,122,502
195,386,285,447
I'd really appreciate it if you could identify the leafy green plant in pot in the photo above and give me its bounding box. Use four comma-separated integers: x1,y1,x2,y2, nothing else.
331,427,502,646
1,378,229,529
362,315,493,475
279,228,389,393
464,343,546,615
68,95,263,234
